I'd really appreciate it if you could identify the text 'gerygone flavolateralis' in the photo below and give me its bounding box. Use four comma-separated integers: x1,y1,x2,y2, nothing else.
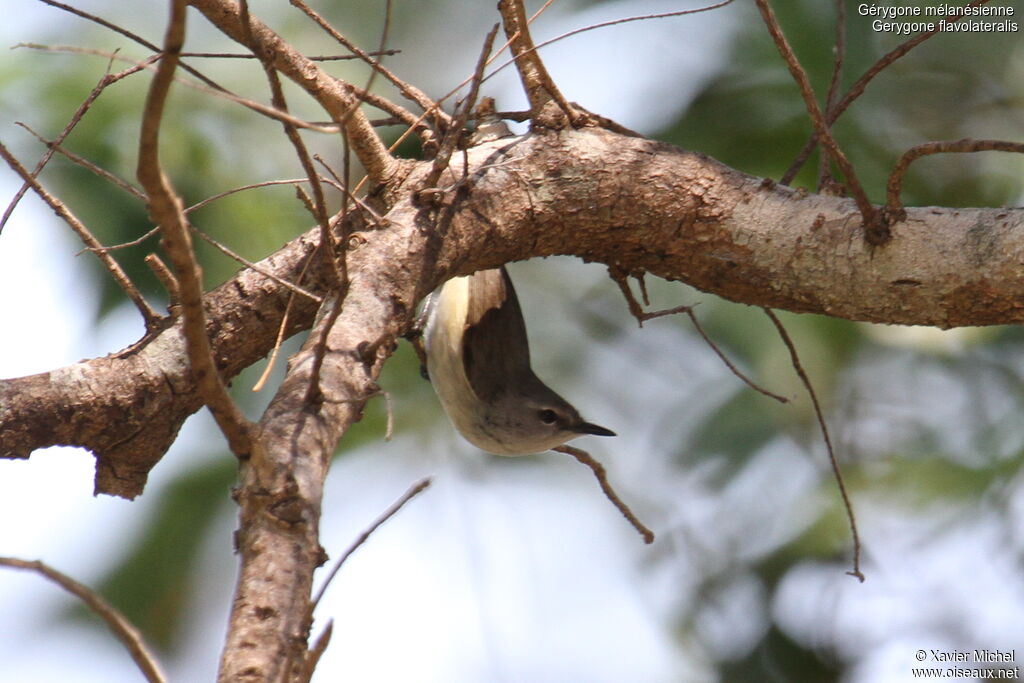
424,266,614,455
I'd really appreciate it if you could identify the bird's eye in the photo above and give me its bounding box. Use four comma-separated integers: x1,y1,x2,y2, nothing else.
538,409,558,425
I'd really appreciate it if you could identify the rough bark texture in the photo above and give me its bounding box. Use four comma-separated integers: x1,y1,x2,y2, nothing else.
3,128,1022,498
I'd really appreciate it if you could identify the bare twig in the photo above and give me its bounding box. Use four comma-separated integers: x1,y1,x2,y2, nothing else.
753,0,886,245
0,557,167,683
252,250,319,392
818,0,846,189
497,0,578,124
258,66,334,281
298,620,333,683
288,0,449,132
180,50,400,60
186,178,339,214
312,155,388,226
527,0,735,56
554,445,654,544
16,43,347,135
1,60,151,235
610,269,788,403
422,24,499,191
187,0,396,182
781,0,993,185
762,308,863,581
481,0,736,105
81,226,160,254
136,0,253,456
0,141,161,329
144,253,179,307
36,0,243,95
189,226,323,304
310,478,433,609
16,122,147,200
885,138,1024,218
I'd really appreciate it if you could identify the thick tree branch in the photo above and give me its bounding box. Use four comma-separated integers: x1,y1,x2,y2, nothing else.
3,128,1023,498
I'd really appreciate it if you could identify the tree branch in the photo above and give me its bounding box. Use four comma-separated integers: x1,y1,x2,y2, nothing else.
186,0,396,183
3,128,1023,498
136,0,254,458
0,557,167,683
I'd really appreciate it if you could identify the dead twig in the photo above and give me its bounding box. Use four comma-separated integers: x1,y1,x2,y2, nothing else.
16,122,147,201
144,253,180,308
762,308,863,582
298,620,334,683
16,43,347,135
497,0,578,125
0,557,167,683
0,141,161,329
180,50,400,60
288,0,449,134
422,24,500,191
554,445,654,544
885,138,1024,219
610,269,788,404
818,0,846,189
310,478,433,610
781,0,993,185
1,59,151,235
753,0,886,245
136,0,253,456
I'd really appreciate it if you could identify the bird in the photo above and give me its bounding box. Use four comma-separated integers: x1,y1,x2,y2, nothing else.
423,266,615,455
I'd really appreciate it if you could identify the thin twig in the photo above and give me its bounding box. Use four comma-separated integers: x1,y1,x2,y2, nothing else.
310,478,433,609
527,0,735,58
885,138,1024,218
781,0,992,185
190,226,323,304
242,7,347,407
0,141,160,328
185,177,340,214
478,0,737,106
252,249,318,392
298,619,334,683
554,445,654,544
762,308,863,582
0,557,167,683
610,269,788,403
753,0,885,245
818,0,846,189
312,155,388,226
144,253,180,307
36,0,241,95
136,0,253,456
288,0,449,131
16,43,345,135
81,226,160,254
0,59,151,236
259,66,334,281
180,49,400,60
16,122,147,200
423,24,499,190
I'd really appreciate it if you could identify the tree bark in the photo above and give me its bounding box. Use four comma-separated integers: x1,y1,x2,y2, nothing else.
2,127,1022,496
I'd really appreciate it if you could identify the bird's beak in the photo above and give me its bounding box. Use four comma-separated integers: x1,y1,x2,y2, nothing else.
576,421,616,437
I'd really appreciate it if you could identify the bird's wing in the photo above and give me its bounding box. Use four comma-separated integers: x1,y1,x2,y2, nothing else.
462,266,533,401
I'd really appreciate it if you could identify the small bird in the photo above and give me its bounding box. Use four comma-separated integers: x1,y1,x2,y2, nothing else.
424,266,615,455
